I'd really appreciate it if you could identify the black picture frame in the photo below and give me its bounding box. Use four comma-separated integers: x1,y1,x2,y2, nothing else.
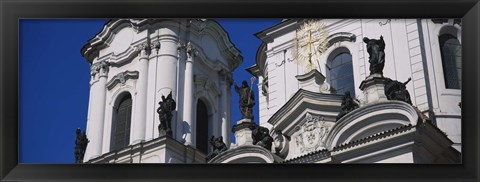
1,0,479,181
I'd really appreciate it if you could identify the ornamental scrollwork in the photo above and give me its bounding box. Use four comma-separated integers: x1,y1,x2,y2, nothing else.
295,113,330,153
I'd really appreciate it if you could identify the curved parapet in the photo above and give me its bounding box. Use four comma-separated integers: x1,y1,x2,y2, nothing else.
208,145,279,163
325,100,419,150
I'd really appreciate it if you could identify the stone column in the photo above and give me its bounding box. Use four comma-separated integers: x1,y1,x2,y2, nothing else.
84,59,109,161
182,42,197,146
131,43,149,144
219,71,230,146
175,42,186,142
144,41,160,140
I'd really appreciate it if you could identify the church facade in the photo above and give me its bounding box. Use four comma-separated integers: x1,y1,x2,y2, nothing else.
235,19,461,163
79,19,461,164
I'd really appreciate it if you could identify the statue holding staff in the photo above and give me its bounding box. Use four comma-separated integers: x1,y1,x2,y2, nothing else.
234,80,255,120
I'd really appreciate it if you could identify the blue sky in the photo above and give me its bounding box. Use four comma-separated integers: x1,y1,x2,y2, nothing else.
19,19,281,163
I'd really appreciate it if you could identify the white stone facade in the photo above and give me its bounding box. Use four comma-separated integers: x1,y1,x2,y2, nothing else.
81,19,242,163
248,19,462,153
80,19,461,164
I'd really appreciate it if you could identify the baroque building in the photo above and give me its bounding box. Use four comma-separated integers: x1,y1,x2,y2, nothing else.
231,19,461,163
80,18,461,164
81,19,241,163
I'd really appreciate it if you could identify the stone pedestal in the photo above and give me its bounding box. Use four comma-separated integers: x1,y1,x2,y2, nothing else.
295,69,334,94
359,74,388,104
232,119,257,146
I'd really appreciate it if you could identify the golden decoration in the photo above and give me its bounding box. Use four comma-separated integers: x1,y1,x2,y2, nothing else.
292,19,329,72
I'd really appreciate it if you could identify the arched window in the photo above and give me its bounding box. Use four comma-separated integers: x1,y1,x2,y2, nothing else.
326,50,355,96
196,100,209,154
110,94,132,151
439,34,461,89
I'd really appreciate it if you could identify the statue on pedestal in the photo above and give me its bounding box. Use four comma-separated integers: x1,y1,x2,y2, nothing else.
336,91,360,120
234,80,255,120
74,128,89,163
363,36,386,75
206,136,228,161
157,91,176,137
384,78,412,104
252,125,273,151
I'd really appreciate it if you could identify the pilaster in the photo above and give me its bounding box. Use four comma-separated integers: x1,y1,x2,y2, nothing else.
131,43,150,145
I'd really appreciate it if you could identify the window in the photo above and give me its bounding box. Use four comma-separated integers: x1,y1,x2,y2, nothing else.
110,94,132,151
196,100,209,154
439,34,462,89
327,51,355,96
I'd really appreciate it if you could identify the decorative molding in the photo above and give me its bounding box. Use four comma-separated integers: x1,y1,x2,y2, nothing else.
431,18,461,26
331,124,415,152
267,89,343,127
378,19,391,26
208,145,277,163
326,32,356,47
325,100,419,150
101,47,141,67
106,71,139,90
283,149,330,163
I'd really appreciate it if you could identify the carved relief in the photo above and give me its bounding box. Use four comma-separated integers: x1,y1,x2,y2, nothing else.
295,113,330,153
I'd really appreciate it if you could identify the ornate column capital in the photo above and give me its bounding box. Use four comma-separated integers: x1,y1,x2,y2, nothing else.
136,42,150,58
90,60,110,77
150,41,161,55
177,41,187,51
186,42,198,60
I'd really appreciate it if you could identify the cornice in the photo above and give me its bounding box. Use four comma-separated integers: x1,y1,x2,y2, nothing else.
283,148,330,163
331,124,415,153
267,89,343,126
81,19,242,71
325,100,419,149
208,145,278,163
